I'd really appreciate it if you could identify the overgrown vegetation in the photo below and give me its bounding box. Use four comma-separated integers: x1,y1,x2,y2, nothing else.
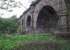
0,34,69,50
0,16,18,34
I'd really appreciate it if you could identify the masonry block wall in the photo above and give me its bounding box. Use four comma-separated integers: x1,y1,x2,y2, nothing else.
18,0,70,34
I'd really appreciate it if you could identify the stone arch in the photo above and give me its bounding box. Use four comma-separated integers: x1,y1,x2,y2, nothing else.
36,5,59,33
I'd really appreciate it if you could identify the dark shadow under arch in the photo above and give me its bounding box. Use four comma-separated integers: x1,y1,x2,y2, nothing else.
27,16,31,27
26,15,32,33
36,6,59,33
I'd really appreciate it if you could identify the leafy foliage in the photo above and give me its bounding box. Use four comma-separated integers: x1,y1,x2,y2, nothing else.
0,0,22,11
0,16,18,34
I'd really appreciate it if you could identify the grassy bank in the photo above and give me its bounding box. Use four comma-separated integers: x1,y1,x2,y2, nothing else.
0,34,69,50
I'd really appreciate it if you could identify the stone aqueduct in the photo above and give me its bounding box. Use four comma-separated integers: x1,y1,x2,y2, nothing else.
18,0,70,34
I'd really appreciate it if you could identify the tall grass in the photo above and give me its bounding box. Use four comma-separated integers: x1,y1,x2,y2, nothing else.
0,34,69,50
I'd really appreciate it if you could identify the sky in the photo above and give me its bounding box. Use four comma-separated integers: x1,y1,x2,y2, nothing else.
0,0,35,18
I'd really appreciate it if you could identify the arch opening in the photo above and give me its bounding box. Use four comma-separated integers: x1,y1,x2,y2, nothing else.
27,16,31,27
26,15,32,33
36,6,59,33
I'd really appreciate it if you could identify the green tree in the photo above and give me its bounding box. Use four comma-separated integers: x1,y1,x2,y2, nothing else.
0,16,18,34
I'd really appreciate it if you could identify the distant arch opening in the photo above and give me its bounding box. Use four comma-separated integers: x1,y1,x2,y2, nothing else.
27,16,31,27
36,6,59,32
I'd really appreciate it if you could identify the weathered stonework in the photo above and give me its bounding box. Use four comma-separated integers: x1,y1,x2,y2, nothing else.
18,0,70,34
